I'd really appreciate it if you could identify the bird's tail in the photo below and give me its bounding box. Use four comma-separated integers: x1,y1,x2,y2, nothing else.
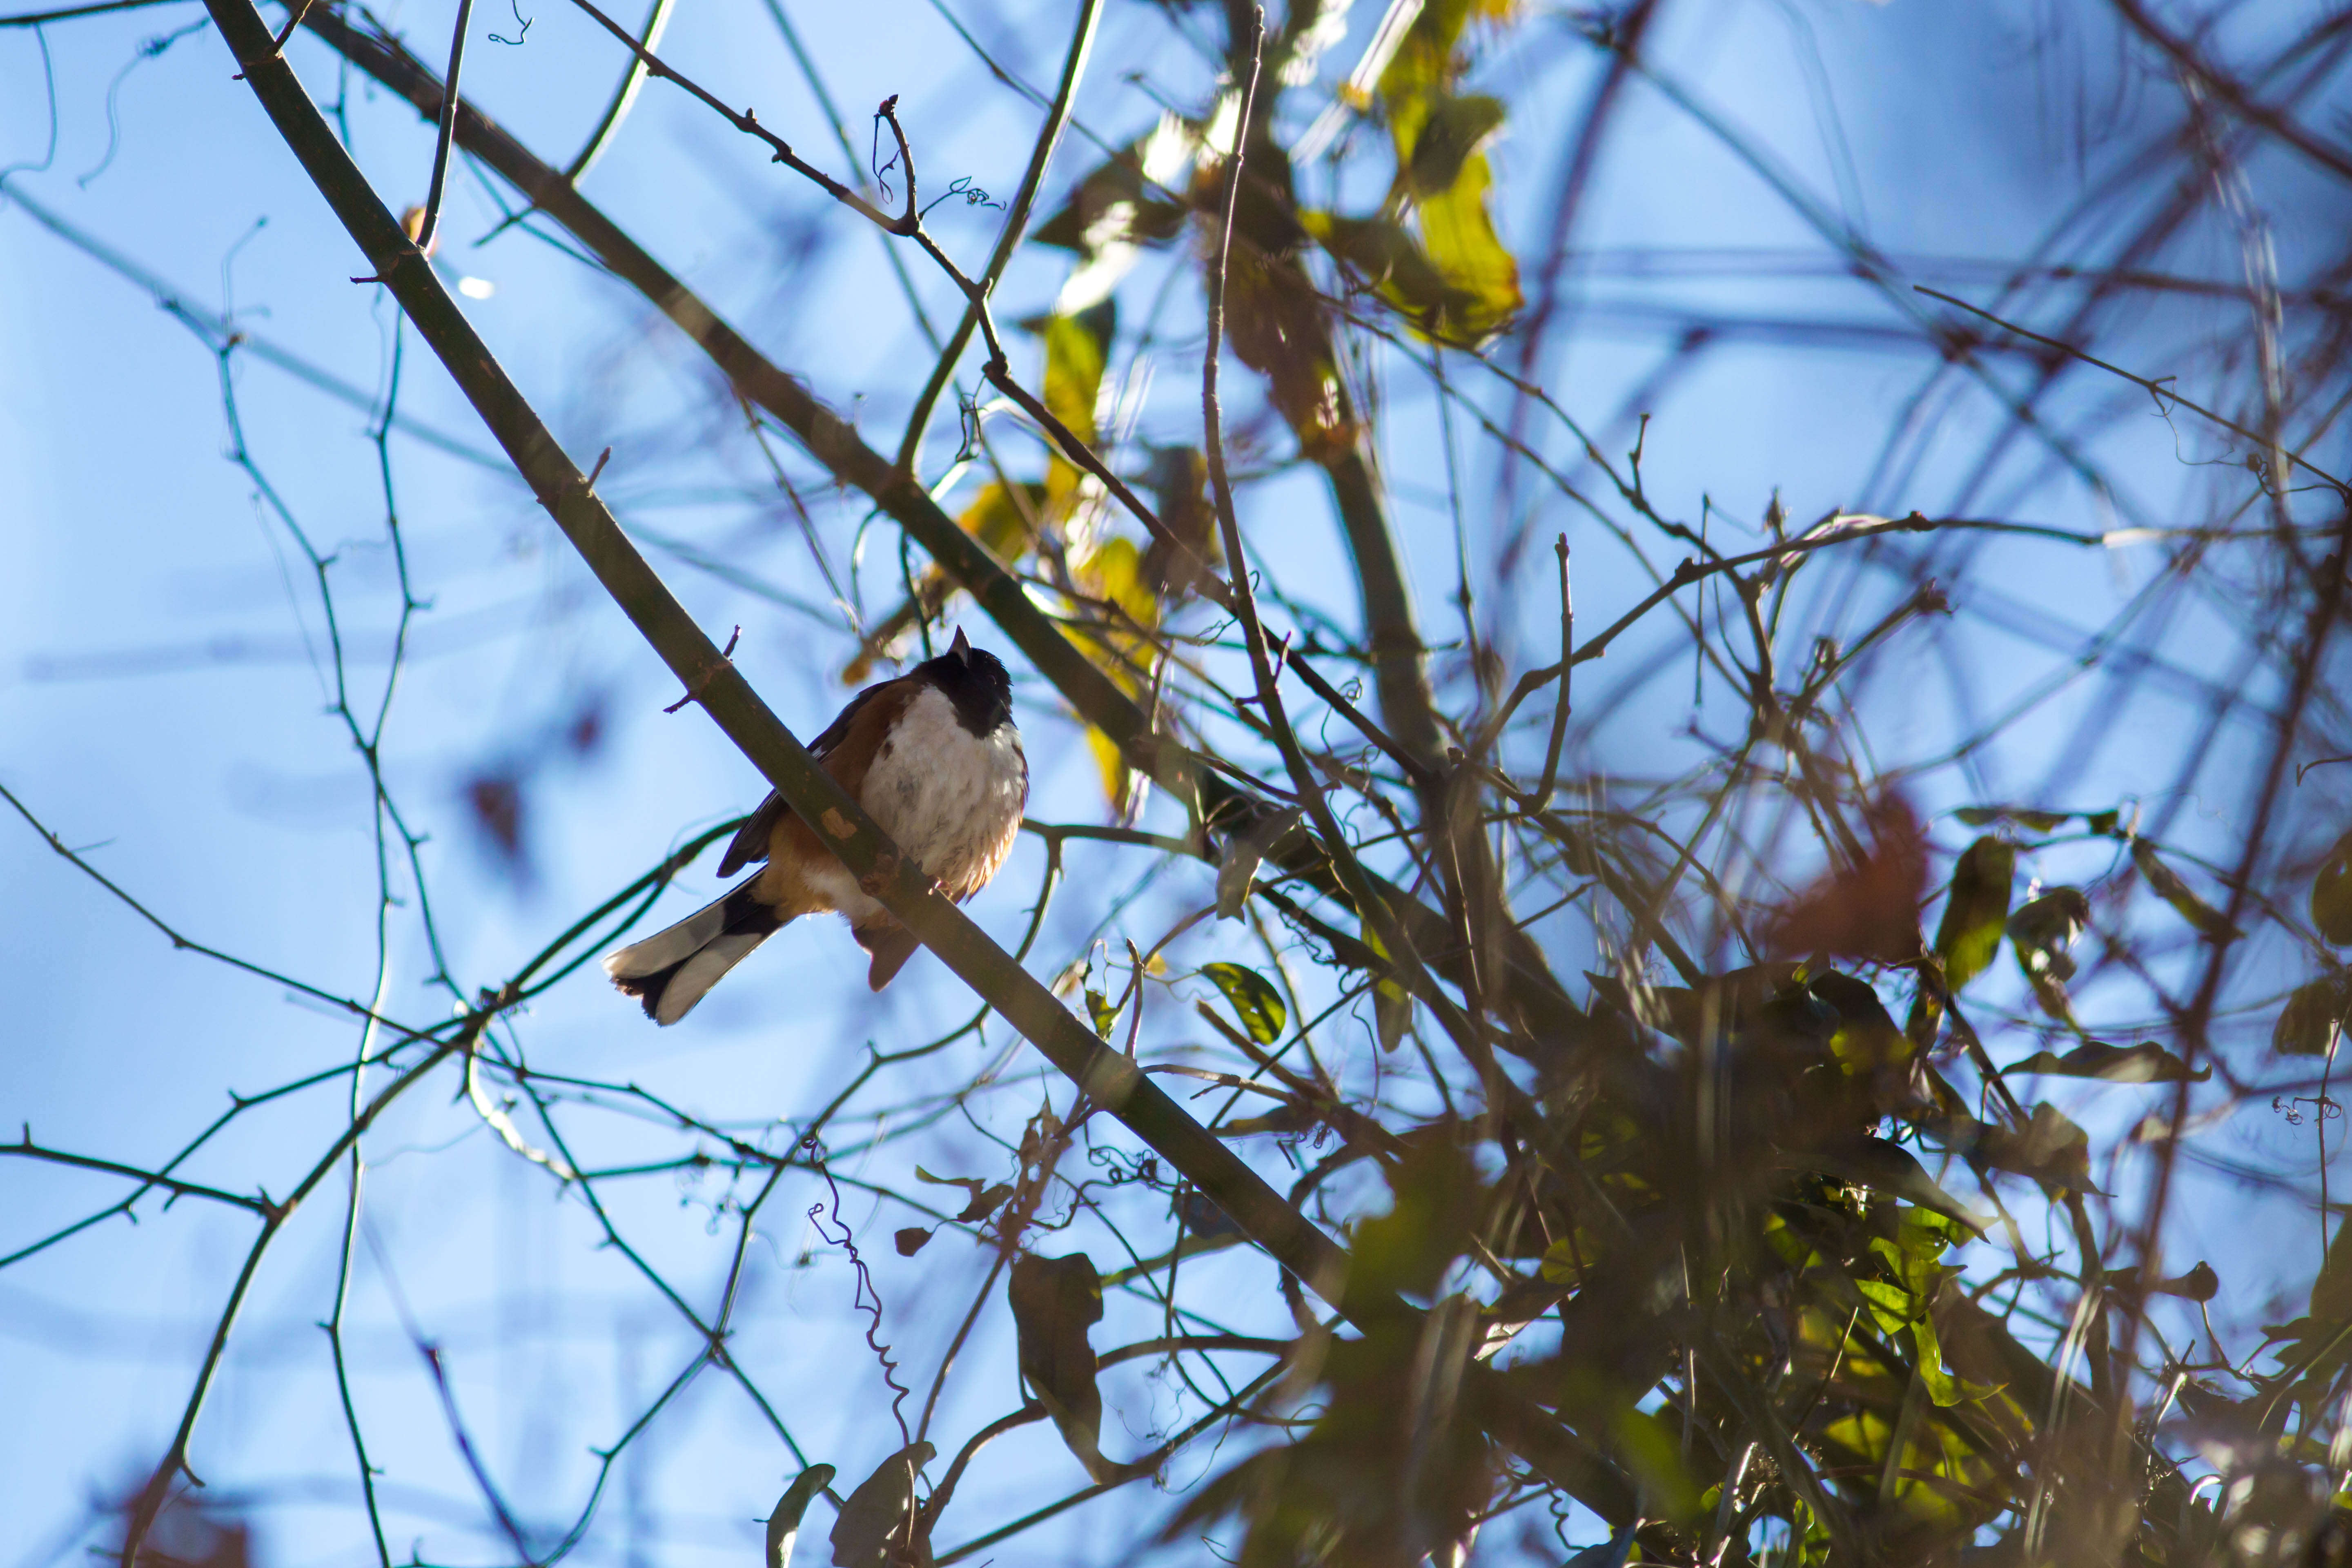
603,882,789,1026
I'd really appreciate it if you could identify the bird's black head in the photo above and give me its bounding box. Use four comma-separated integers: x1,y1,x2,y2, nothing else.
917,627,1015,737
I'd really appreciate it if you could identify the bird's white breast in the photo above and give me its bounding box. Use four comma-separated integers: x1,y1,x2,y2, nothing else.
807,686,1026,924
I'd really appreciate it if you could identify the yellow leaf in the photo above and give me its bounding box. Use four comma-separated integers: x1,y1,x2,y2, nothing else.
1415,151,1520,343
1037,302,1114,446
958,480,1044,557
1083,725,1129,811
1068,533,1160,813
1404,93,1505,196
1079,535,1156,627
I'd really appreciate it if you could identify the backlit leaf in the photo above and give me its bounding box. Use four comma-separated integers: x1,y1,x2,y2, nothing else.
1364,914,1412,1051
1403,92,1506,196
1414,148,1520,345
1222,246,1355,460
1201,961,1287,1045
1803,1137,1985,1233
2132,839,2242,942
1215,804,1303,920
915,1166,1014,1223
1082,726,1130,814
829,1442,933,1568
2315,827,2352,944
767,1465,835,1568
1078,534,1156,627
1954,805,2074,833
955,479,1043,559
1932,836,2015,993
1010,1252,1112,1481
1978,1103,2102,1194
1910,1308,1964,1407
1029,300,1115,446
1033,117,1192,259
1067,533,1159,812
1360,0,1523,347
1085,985,1119,1041
1374,977,1412,1053
2275,977,2350,1057
2008,886,2090,1022
1354,1134,1481,1298
1610,1404,1702,1523
1303,209,1515,346
2005,1038,2208,1083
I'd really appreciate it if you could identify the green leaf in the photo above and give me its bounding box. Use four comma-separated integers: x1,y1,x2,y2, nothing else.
1611,1403,1703,1523
1910,1311,1963,1407
1376,0,1462,107
1010,1252,1113,1481
1085,986,1118,1041
2315,828,2352,945
2005,1039,2209,1084
829,1442,933,1568
2274,978,2350,1057
893,1226,933,1256
2132,839,2243,942
1803,1137,1985,1233
1374,982,1412,1053
766,1465,835,1568
1201,961,1287,1045
1932,837,2015,993
1362,0,1522,348
1364,919,1412,1051
1354,1135,1481,1299
1857,1276,1915,1334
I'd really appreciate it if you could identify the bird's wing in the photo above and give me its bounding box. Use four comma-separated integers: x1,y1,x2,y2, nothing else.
714,678,917,877
808,678,920,797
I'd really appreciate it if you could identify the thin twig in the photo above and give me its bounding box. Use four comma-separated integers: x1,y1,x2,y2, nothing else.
409,0,476,256
1915,284,2348,494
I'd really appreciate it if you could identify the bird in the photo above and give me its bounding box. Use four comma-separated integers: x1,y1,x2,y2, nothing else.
603,628,1027,1025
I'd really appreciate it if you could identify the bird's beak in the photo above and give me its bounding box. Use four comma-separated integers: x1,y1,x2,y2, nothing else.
950,626,972,666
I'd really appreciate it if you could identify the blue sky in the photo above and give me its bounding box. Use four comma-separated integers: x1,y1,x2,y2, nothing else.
5,0,2347,1561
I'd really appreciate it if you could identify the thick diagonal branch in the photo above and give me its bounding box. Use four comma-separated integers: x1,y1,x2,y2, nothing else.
202,0,1635,1526
294,3,1604,1056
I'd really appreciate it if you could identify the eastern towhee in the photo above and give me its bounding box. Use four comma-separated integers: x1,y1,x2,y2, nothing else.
605,628,1027,1024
